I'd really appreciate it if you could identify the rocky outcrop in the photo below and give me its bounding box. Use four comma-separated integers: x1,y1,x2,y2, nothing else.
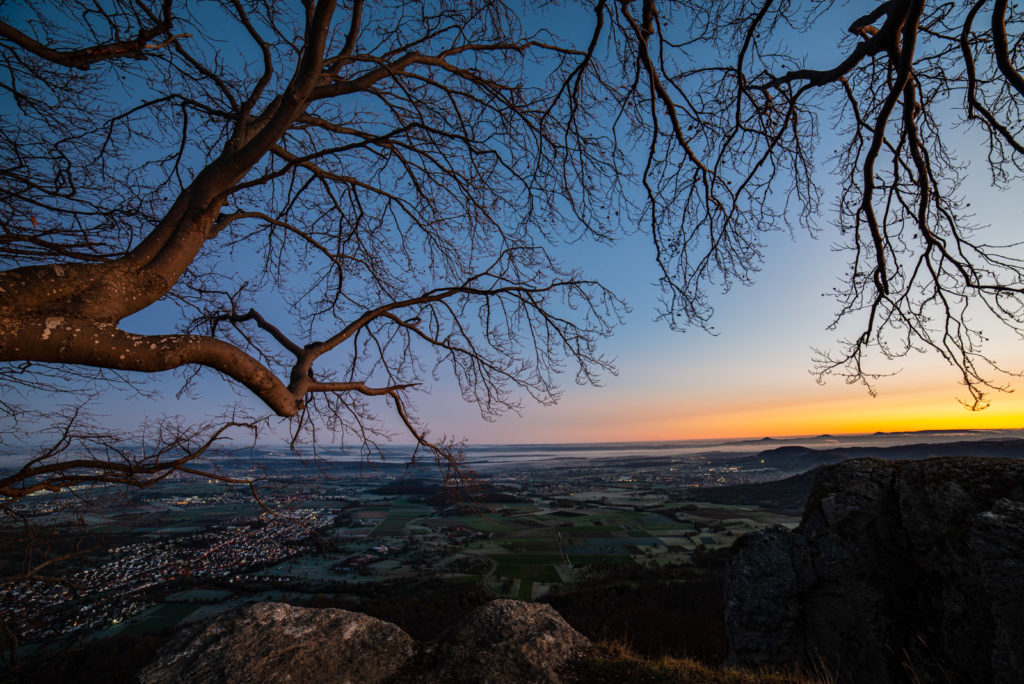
431,599,591,683
137,599,589,684
136,602,416,684
725,457,1024,684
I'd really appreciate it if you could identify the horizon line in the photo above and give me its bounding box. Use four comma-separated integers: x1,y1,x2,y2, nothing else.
268,425,1024,450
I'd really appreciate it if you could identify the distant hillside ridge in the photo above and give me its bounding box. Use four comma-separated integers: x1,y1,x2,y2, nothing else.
692,439,1024,513
688,470,819,513
738,437,1024,471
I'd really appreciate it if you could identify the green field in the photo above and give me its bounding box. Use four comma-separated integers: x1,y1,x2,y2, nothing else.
494,537,559,552
567,528,623,538
486,552,563,565
494,563,562,583
497,503,542,515
643,524,696,534
352,507,389,517
118,603,199,635
258,554,344,581
166,588,234,602
568,554,635,566
370,518,408,537
370,506,428,538
444,514,532,533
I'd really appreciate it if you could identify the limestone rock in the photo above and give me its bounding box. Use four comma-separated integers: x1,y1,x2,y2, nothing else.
137,599,591,684
136,602,415,684
725,457,1024,684
430,599,591,684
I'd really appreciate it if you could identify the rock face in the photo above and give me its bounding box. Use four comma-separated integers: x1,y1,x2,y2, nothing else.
137,599,589,684
725,457,1024,684
136,602,416,684
431,599,591,683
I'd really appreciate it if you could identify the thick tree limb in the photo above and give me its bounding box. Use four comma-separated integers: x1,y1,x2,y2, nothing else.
0,0,182,69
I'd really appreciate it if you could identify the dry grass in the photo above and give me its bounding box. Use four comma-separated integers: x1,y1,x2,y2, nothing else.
566,641,822,684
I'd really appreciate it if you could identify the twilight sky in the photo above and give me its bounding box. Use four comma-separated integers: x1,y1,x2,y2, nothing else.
410,5,1024,445
405,205,1024,444
33,3,1024,446
105,173,1024,445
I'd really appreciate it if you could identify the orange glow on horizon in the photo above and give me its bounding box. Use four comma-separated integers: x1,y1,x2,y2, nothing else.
637,390,1024,442
510,380,1024,445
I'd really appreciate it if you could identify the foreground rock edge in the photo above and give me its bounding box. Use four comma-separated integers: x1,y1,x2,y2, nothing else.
725,456,1024,684
137,598,590,684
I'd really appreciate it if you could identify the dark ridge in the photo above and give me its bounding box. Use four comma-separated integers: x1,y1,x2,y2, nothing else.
688,470,819,513
694,440,1024,513
737,438,1024,473
730,437,777,446
731,446,846,472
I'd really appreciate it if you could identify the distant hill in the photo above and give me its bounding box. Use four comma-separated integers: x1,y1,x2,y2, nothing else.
733,446,846,471
694,439,1024,512
735,438,1024,472
688,470,819,513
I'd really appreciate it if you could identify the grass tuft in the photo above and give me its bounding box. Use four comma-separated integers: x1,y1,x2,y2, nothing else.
567,641,821,684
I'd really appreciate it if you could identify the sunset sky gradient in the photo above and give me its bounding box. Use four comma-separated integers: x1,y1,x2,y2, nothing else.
74,4,1024,445
109,183,1024,445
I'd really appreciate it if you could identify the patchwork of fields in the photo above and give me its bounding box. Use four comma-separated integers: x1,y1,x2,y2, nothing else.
389,501,793,600
100,496,796,641
11,472,801,649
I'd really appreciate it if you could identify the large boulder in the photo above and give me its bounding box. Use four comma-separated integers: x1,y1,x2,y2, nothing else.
430,599,590,684
136,602,415,684
725,457,1024,683
137,599,590,684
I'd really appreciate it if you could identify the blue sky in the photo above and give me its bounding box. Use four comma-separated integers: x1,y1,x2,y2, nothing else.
103,179,1024,445
12,1,1024,446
